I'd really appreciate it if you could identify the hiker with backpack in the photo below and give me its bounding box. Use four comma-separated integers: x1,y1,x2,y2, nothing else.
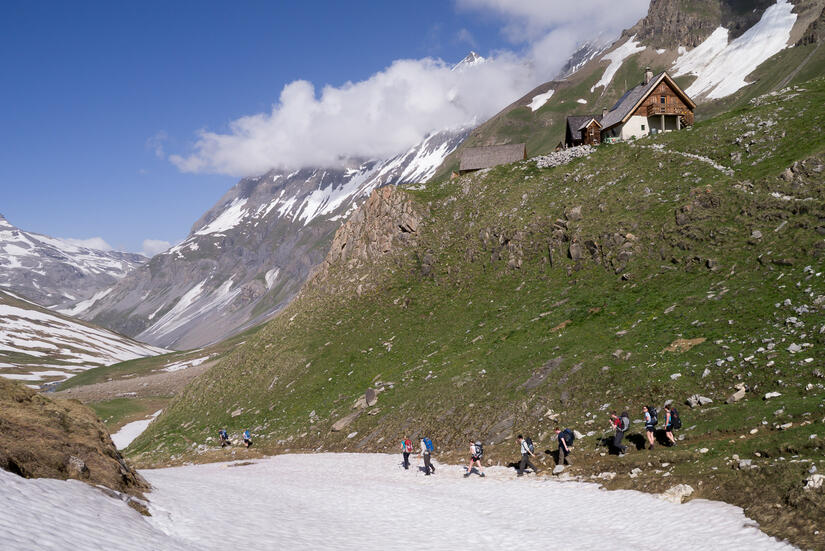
465,440,485,477
420,436,435,475
242,429,252,448
401,437,413,469
610,412,629,455
555,427,574,465
664,405,680,446
516,434,538,476
218,428,231,448
643,405,658,449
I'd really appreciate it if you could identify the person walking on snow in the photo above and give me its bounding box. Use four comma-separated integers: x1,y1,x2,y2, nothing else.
643,406,656,450
555,427,573,465
401,437,413,470
465,440,485,477
420,437,435,475
516,435,538,476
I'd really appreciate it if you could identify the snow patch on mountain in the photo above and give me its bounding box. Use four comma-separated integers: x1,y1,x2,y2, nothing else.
0,293,165,385
591,36,646,93
0,214,145,309
528,89,554,111
672,0,797,99
194,198,249,236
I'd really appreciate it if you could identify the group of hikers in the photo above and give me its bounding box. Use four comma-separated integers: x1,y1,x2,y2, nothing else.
218,428,253,448
400,404,682,476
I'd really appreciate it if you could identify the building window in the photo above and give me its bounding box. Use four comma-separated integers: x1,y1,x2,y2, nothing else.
641,124,646,131
660,96,666,104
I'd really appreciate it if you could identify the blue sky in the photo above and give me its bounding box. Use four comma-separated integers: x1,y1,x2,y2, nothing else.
0,1,648,255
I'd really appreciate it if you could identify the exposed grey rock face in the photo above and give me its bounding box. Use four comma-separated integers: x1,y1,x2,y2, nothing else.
0,214,146,310
73,129,468,349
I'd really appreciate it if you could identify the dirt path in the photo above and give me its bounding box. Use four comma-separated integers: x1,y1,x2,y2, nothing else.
52,362,212,402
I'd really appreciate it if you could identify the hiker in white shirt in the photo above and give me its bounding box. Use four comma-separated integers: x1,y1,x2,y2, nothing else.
516,434,538,476
464,440,485,478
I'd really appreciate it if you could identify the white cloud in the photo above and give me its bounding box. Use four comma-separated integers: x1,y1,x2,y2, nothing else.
169,0,651,177
456,28,478,48
147,131,168,159
60,237,113,251
141,239,171,257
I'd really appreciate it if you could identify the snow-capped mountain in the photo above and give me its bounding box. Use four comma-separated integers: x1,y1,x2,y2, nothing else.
556,38,612,79
0,214,146,310
0,290,165,388
452,51,485,71
72,128,469,350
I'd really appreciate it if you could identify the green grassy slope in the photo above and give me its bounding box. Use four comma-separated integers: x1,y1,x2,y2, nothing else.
133,79,825,547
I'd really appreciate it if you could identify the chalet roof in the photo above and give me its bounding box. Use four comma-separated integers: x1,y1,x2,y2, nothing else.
460,143,526,171
577,118,602,131
566,115,602,142
600,71,696,130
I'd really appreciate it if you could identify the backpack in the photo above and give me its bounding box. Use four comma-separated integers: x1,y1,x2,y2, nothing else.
561,429,575,446
423,437,434,452
525,437,535,454
404,439,413,453
619,415,630,431
671,408,682,430
474,442,483,458
648,406,658,426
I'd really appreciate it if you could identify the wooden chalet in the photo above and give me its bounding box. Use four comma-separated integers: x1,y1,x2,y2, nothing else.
565,115,602,147
599,68,695,141
563,68,695,147
459,143,527,175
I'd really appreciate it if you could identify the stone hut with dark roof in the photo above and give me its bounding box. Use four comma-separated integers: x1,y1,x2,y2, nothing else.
599,68,695,142
459,143,527,175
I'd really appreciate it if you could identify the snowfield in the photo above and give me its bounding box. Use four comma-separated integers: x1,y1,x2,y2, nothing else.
673,0,796,99
1,454,796,550
591,35,646,93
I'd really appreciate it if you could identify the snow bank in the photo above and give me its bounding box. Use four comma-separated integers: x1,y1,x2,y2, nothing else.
527,89,554,111
591,36,646,93
673,0,797,99
110,410,163,450
0,454,796,550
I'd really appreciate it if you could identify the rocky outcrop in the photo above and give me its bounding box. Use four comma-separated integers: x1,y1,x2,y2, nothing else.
305,186,426,297
0,378,148,498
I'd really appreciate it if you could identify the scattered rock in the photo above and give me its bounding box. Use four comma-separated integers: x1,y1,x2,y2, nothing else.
787,343,802,354
804,474,824,490
699,448,709,454
629,467,643,479
565,206,583,222
598,472,617,481
726,385,747,404
66,456,89,479
331,411,361,432
738,459,754,470
686,395,713,408
664,338,706,353
230,408,243,417
764,392,782,400
552,465,566,475
660,484,694,504
365,388,378,407
670,373,682,380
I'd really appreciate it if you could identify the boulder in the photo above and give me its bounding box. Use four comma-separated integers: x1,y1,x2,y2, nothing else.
726,387,747,404
365,388,378,407
598,472,616,481
660,484,695,504
686,394,711,407
565,206,583,222
764,392,782,400
629,467,643,479
552,465,565,475
737,459,754,470
804,474,824,490
331,411,361,432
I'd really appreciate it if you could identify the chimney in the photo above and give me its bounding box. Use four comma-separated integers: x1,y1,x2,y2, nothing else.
602,108,608,119
644,67,653,85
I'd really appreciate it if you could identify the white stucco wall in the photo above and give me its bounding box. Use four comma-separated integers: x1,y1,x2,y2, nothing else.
620,115,649,140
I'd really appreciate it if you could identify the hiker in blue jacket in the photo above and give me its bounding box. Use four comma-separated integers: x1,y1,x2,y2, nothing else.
419,437,435,475
218,428,231,448
242,429,252,448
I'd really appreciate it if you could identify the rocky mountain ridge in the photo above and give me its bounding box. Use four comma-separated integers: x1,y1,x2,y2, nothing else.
73,129,468,350
0,214,146,311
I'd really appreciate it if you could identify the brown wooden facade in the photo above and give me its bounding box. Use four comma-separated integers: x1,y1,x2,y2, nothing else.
583,119,602,145
633,80,694,127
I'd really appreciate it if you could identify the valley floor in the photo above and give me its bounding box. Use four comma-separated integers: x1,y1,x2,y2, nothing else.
1,453,797,550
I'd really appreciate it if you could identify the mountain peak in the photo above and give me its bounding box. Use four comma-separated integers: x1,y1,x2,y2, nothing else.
452,51,485,71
